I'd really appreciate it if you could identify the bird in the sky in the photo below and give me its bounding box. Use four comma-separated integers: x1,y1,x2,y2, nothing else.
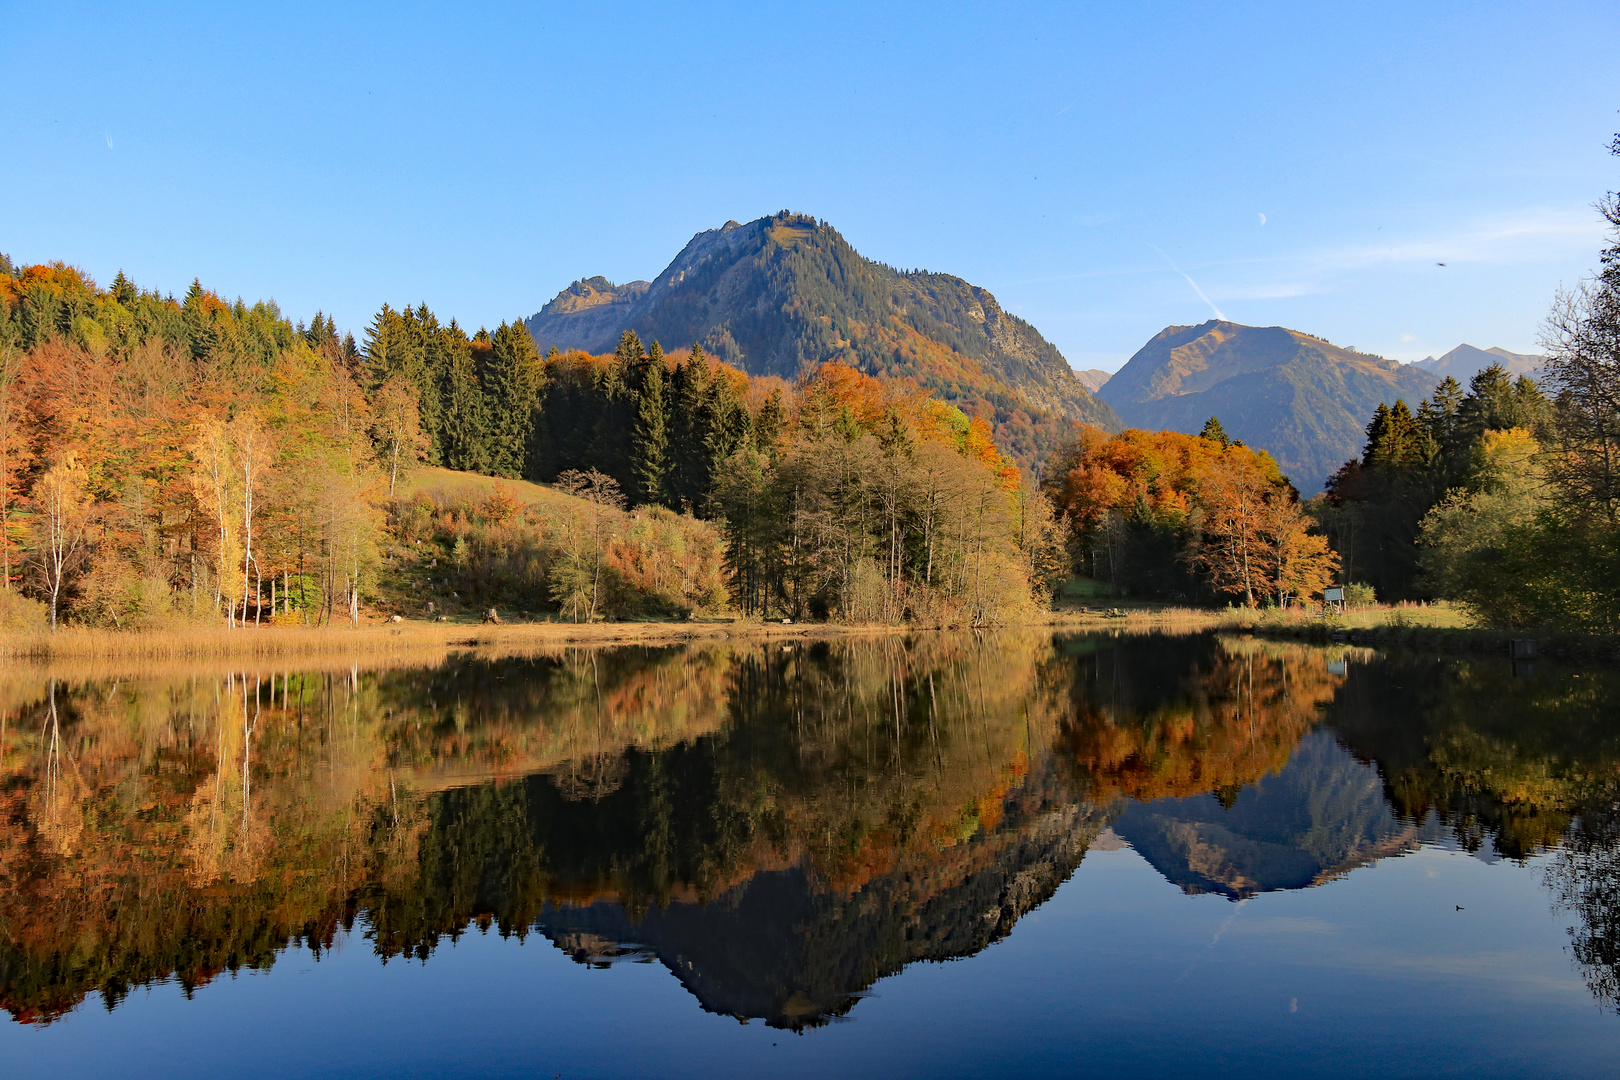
1436,262,1447,267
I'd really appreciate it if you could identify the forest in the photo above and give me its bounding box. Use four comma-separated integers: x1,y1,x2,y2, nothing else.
1041,420,1338,608
0,261,1059,629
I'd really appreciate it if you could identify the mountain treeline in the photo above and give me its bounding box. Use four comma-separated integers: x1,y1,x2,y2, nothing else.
342,314,1064,623
1041,421,1337,606
715,362,1060,623
528,332,756,510
0,258,1053,630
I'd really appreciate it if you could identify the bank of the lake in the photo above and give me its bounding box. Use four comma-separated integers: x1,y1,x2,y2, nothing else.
0,604,1245,662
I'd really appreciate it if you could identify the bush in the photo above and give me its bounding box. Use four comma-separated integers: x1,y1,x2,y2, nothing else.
0,590,49,631
1345,582,1376,608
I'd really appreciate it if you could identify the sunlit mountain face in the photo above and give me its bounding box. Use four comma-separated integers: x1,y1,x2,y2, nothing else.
1,633,1617,1037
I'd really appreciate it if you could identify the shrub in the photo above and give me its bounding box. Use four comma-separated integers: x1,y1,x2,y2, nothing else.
0,590,49,632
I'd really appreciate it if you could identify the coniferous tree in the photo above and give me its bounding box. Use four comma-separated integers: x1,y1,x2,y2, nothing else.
439,321,491,473
182,280,220,363
754,388,785,452
484,320,545,479
699,371,751,512
585,331,642,487
632,343,671,506
1199,416,1230,448
668,344,713,509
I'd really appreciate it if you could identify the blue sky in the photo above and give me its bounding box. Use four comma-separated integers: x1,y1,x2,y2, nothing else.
3,1,1615,370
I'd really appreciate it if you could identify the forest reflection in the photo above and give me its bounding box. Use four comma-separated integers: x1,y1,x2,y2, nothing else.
1,632,1617,1027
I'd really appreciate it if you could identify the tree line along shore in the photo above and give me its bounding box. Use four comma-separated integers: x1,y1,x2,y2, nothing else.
0,156,1615,641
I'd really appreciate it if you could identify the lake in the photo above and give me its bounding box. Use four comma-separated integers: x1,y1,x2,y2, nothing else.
1,631,1616,1078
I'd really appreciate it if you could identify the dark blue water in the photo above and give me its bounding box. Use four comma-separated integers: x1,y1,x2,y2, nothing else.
1,634,1616,1078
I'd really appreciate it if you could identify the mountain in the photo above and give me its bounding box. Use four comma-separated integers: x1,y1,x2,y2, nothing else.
525,212,1119,465
1073,367,1112,393
1413,343,1543,382
1099,320,1438,493
1113,731,1432,899
538,800,1104,1028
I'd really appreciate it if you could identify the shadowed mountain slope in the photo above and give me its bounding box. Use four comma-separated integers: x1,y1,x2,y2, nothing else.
525,212,1119,465
1099,320,1439,493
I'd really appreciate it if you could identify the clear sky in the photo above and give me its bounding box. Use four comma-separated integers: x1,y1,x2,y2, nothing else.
4,1,1616,371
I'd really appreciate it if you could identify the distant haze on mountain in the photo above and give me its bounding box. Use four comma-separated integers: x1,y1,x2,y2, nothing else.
1413,343,1544,382
526,212,1118,466
1073,369,1112,394
1100,320,1439,494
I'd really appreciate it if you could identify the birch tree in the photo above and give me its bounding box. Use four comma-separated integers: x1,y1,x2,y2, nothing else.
32,453,92,630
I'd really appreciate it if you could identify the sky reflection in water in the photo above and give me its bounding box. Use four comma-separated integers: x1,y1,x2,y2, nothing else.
0,632,1616,1078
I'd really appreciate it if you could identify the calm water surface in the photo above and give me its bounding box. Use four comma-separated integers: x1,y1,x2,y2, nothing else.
1,632,1617,1078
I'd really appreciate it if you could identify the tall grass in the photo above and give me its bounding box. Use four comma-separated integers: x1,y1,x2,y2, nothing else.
0,617,912,665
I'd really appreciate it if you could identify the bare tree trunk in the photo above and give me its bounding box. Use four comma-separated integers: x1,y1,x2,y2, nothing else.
349,533,361,628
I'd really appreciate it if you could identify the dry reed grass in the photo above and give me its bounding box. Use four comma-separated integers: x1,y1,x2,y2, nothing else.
10,602,1406,675
0,617,913,672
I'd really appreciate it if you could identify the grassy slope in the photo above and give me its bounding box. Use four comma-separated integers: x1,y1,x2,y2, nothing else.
397,466,584,513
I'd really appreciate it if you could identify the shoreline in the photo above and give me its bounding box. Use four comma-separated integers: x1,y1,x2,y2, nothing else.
0,605,1231,665
1241,620,1620,664
10,605,1609,667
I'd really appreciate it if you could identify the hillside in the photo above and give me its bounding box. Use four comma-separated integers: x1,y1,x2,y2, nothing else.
525,212,1119,465
397,466,582,514
1099,320,1438,493
1414,343,1543,382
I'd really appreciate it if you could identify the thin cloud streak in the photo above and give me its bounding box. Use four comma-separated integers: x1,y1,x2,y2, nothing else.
1196,209,1600,310
1152,245,1227,321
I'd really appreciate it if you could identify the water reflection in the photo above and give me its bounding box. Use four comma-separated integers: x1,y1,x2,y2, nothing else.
0,632,1617,1028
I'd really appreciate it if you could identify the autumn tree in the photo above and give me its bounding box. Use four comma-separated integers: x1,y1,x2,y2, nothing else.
1261,492,1339,605
189,415,236,623
551,469,624,621
1188,452,1273,606
371,373,426,497
1541,185,1620,525
31,452,92,629
0,346,26,590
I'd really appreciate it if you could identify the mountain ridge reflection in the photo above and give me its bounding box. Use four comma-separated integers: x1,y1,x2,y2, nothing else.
0,632,1616,1026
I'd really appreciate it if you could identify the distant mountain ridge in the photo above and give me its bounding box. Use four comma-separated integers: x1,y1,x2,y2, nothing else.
1073,368,1112,393
526,212,1119,465
1414,343,1543,382
1100,320,1439,493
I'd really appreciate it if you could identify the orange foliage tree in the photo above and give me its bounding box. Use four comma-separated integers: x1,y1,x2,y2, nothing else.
1045,424,1335,604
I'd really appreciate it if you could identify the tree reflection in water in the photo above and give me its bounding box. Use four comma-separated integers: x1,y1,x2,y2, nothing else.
0,632,1616,1025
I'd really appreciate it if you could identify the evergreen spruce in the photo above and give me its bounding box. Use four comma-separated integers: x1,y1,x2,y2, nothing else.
632,343,671,505
754,388,785,451
1199,416,1230,448
439,320,491,473
484,320,545,478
